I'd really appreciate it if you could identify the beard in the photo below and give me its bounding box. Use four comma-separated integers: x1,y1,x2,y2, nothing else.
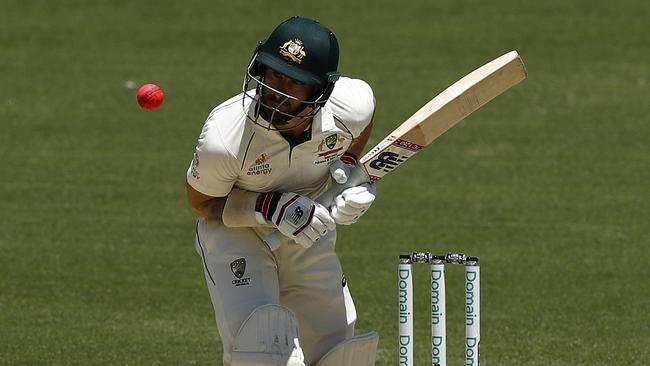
258,89,305,126
255,85,317,129
258,103,293,126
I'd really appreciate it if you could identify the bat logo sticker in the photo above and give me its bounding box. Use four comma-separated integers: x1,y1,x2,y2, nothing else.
369,152,406,172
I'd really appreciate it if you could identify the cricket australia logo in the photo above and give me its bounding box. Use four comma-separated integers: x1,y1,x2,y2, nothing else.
247,153,272,176
230,258,251,286
279,39,306,64
230,258,246,278
315,134,346,165
317,134,345,153
325,134,338,149
369,152,406,172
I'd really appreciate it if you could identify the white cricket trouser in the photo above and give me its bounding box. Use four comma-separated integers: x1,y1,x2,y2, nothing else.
194,219,357,366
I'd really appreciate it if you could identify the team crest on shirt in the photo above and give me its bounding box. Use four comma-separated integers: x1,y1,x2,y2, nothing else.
316,134,346,154
247,153,273,176
190,152,200,179
279,39,306,64
230,258,251,286
325,134,338,149
315,134,347,165
230,258,246,278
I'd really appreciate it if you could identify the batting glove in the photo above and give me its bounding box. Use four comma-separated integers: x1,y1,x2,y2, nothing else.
257,192,335,248
330,183,377,225
329,152,358,184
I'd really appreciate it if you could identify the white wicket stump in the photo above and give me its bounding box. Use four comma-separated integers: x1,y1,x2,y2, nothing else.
465,263,480,366
398,260,414,366
398,252,480,366
431,261,446,366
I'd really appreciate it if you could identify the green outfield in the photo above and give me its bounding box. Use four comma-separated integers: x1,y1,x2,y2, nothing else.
1,0,647,365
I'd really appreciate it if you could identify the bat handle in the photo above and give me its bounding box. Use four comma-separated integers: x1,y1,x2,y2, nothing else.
315,165,370,206
263,166,370,251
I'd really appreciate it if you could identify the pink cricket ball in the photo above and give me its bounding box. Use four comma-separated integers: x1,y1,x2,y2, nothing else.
136,83,164,110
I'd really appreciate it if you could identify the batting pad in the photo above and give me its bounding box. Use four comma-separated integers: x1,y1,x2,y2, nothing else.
231,304,306,366
315,331,379,366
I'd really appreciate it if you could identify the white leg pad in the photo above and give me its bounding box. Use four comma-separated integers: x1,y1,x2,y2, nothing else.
231,304,306,366
315,331,379,366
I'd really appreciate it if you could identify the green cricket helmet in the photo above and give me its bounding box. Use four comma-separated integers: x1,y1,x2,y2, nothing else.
256,16,340,86
243,16,341,127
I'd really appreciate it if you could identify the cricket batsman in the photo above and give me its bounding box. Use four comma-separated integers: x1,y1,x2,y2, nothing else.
186,16,379,366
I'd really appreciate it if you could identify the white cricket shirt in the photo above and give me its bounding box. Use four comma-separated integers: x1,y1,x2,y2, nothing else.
187,77,375,198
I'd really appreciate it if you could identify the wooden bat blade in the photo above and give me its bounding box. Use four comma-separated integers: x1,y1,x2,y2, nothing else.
395,50,526,146
361,50,527,183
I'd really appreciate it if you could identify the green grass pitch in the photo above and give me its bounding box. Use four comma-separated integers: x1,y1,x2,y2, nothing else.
1,0,648,365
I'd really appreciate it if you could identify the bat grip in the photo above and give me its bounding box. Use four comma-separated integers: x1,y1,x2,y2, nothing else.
263,166,370,251
315,165,370,206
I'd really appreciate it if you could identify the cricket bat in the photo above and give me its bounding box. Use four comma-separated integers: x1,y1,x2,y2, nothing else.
265,50,527,249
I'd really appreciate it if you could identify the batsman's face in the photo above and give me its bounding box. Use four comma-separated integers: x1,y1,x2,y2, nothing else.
260,68,315,118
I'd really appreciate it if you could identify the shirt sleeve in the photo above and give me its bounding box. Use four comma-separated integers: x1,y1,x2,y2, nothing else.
186,122,239,198
328,77,376,138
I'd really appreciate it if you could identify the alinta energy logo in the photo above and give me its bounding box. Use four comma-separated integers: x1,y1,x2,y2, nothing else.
230,258,251,287
247,153,272,176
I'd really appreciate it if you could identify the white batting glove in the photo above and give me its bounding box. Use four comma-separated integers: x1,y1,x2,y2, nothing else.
329,152,358,184
330,183,377,225
257,192,335,248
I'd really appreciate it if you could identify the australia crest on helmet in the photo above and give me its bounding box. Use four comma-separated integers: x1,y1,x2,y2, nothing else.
279,39,306,64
